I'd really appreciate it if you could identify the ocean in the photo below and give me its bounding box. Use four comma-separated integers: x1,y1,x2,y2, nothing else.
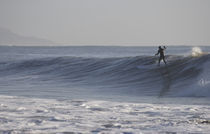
0,46,210,133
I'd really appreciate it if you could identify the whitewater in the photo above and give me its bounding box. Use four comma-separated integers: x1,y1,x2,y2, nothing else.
0,46,210,133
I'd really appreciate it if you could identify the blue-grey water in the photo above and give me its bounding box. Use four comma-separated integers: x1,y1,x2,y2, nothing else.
0,46,210,100
0,46,210,133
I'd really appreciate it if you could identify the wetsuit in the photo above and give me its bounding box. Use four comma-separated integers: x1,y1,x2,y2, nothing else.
156,47,166,65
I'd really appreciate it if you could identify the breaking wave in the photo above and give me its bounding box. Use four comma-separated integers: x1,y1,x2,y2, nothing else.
0,53,210,97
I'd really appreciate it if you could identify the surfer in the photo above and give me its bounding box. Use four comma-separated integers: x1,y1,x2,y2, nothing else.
155,46,167,65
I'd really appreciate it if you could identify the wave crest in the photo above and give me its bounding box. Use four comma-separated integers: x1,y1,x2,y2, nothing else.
1,54,210,97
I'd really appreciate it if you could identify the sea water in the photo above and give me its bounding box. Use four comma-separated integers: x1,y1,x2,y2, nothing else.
0,46,210,133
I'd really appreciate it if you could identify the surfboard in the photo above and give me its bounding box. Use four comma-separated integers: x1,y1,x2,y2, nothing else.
137,64,159,69
137,64,166,69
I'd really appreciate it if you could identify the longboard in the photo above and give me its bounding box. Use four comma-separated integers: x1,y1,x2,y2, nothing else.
137,64,166,69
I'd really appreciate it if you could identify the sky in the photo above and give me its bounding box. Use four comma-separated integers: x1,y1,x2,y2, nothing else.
0,0,210,46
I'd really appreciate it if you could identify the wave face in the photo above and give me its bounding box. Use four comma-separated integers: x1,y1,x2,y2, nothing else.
0,53,210,98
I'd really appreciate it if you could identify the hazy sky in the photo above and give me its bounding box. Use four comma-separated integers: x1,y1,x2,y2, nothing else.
0,0,210,46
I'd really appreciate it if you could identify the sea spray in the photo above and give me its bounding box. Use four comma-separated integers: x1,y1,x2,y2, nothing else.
192,47,203,57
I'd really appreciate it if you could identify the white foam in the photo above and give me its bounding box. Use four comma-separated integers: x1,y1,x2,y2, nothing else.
191,47,203,57
0,95,210,133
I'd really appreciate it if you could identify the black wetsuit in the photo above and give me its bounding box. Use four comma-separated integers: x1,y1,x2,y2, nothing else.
156,47,166,65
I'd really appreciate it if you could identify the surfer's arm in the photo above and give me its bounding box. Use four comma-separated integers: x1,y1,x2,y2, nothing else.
155,51,159,55
163,46,166,50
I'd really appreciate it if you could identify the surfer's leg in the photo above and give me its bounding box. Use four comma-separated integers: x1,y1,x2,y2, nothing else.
163,57,167,64
158,57,161,66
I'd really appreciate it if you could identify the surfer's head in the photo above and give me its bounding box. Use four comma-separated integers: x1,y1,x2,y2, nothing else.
158,46,161,49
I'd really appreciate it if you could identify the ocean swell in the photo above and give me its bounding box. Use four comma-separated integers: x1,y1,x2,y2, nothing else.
0,54,210,97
